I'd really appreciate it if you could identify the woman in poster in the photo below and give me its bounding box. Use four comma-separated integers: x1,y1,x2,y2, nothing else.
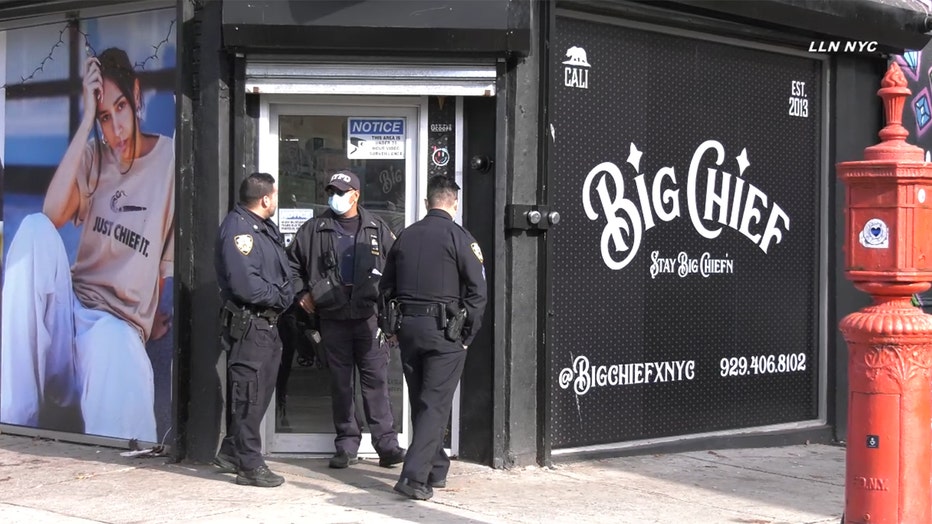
0,47,174,442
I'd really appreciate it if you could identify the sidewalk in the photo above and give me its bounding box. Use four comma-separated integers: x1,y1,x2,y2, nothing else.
0,433,844,523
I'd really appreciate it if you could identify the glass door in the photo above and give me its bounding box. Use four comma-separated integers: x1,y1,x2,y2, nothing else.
259,97,423,455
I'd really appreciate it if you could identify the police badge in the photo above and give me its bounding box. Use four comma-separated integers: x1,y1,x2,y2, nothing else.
470,242,483,263
234,234,254,255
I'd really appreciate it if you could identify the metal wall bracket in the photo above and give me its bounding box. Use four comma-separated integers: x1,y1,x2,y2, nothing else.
505,204,561,231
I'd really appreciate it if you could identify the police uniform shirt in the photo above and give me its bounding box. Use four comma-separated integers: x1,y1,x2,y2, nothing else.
382,208,488,344
215,204,294,310
333,214,361,286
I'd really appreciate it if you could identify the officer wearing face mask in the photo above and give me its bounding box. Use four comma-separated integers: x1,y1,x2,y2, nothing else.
287,170,406,470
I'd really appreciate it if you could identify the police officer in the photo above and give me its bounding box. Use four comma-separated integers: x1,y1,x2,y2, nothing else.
380,175,488,500
288,169,406,469
213,172,293,487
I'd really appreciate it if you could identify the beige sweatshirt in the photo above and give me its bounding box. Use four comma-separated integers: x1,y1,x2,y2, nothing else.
71,134,175,341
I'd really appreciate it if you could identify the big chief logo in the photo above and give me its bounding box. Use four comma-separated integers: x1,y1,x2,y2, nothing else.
563,46,590,89
582,140,791,270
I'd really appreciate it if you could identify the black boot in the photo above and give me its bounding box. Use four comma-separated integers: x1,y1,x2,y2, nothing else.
236,465,284,487
394,478,433,500
328,450,359,469
212,451,239,474
378,447,406,468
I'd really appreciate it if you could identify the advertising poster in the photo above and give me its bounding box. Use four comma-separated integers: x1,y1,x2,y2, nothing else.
0,9,176,444
894,49,932,309
895,49,932,156
550,17,822,448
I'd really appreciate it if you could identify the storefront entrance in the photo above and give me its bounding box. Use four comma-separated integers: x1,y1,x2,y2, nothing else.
254,90,496,457
256,96,419,456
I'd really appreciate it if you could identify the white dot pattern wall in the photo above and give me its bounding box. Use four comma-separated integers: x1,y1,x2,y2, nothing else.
548,16,822,449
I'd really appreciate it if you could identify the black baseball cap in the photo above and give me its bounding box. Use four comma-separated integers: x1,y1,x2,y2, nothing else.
326,170,360,192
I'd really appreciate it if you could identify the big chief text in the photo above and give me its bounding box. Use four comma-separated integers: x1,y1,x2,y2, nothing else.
582,140,791,271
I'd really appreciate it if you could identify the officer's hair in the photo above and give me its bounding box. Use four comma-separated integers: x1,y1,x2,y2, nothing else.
426,175,460,208
239,172,276,205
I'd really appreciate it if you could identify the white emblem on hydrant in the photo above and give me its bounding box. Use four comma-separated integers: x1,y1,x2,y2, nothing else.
859,218,889,249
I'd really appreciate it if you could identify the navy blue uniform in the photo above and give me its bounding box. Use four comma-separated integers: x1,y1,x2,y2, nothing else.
288,206,401,460
380,208,488,491
214,204,293,471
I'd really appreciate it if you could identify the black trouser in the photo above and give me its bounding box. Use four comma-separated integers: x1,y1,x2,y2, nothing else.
320,315,399,456
222,315,282,471
397,315,466,485
276,306,302,410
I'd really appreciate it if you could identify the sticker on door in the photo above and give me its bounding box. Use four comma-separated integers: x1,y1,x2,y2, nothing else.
347,118,405,159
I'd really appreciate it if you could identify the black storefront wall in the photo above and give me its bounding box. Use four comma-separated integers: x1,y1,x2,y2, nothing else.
547,15,823,449
220,0,530,55
143,0,930,463
0,0,922,464
536,0,932,460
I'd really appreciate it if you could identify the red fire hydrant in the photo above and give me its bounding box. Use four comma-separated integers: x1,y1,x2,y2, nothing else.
836,62,932,524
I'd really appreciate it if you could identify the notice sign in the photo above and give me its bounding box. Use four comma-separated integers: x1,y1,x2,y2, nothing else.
347,118,405,159
277,208,314,234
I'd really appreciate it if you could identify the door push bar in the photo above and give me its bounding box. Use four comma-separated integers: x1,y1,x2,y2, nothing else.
505,204,560,231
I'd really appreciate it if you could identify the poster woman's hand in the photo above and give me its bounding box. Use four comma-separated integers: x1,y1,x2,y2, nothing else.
150,310,172,341
151,277,173,341
82,57,102,126
43,57,100,226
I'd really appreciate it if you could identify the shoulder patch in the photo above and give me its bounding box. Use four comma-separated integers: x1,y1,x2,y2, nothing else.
470,242,484,263
234,234,254,255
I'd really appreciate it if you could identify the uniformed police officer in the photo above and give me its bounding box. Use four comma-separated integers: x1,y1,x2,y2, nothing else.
288,169,406,470
213,172,293,487
379,175,488,500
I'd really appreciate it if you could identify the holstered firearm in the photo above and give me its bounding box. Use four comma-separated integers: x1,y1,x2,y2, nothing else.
444,303,468,342
378,295,402,336
221,300,251,342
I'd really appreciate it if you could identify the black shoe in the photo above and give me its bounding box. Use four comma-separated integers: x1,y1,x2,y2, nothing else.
393,478,433,500
212,452,238,474
378,447,406,468
328,450,359,469
428,477,446,489
235,465,284,487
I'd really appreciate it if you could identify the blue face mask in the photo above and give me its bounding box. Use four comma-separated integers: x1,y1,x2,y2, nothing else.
328,191,354,215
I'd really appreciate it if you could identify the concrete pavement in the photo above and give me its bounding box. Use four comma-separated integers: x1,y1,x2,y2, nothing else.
0,433,844,523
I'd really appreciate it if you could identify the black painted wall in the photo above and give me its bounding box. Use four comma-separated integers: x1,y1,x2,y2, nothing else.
177,0,231,463
459,96,498,465
499,0,547,468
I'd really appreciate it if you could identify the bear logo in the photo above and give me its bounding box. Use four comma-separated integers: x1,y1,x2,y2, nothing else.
562,46,590,67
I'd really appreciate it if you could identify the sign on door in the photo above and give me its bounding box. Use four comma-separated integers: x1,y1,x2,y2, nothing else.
347,118,406,159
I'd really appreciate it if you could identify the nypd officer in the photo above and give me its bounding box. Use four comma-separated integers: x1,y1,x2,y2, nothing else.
380,175,488,500
213,172,293,487
288,169,406,470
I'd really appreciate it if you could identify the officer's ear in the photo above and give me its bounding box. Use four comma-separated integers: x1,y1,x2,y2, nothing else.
424,198,429,212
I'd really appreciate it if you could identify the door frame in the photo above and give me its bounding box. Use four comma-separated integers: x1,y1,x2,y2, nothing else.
257,94,465,457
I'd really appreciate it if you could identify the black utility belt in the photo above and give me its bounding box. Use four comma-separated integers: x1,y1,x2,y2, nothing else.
222,300,280,342
225,300,281,323
395,301,468,341
245,306,281,323
399,303,444,317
